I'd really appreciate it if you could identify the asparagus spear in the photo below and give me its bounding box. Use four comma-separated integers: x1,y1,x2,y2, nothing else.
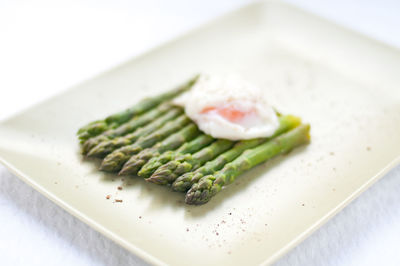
146,139,235,185
185,124,310,205
77,75,198,142
87,107,183,158
137,134,215,178
100,114,191,172
119,123,200,175
175,134,214,153
172,115,301,192
77,120,109,142
82,103,173,154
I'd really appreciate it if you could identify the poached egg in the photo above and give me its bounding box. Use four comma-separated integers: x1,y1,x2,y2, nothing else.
173,74,279,140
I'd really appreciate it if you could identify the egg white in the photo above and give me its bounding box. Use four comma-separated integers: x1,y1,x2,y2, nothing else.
173,74,279,140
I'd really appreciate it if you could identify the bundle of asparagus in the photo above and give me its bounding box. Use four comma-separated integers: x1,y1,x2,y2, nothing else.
78,76,310,205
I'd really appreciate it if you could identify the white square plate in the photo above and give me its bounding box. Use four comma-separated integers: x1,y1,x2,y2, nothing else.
1,1,399,265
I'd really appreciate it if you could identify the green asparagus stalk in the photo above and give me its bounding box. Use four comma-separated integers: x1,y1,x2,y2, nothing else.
82,103,173,154
185,124,311,205
119,123,200,175
77,75,198,142
172,115,301,192
137,134,215,178
176,135,214,154
87,107,183,158
146,139,235,185
100,114,192,172
77,120,108,142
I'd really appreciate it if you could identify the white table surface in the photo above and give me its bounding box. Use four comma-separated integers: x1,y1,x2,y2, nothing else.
1,0,400,265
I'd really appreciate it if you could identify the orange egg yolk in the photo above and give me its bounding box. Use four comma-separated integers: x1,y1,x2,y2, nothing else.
201,106,250,122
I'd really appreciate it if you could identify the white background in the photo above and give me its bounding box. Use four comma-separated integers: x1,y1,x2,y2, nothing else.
1,0,400,265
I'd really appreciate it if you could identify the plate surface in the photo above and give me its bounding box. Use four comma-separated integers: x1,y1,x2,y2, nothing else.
1,1,400,265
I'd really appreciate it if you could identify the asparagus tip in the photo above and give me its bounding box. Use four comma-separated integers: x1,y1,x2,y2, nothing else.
145,171,169,185
87,148,97,157
99,160,118,172
171,172,196,192
185,189,209,205
87,146,105,158
118,167,130,176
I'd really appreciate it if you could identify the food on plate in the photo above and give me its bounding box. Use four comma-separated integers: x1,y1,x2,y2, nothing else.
185,124,310,205
77,74,310,205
